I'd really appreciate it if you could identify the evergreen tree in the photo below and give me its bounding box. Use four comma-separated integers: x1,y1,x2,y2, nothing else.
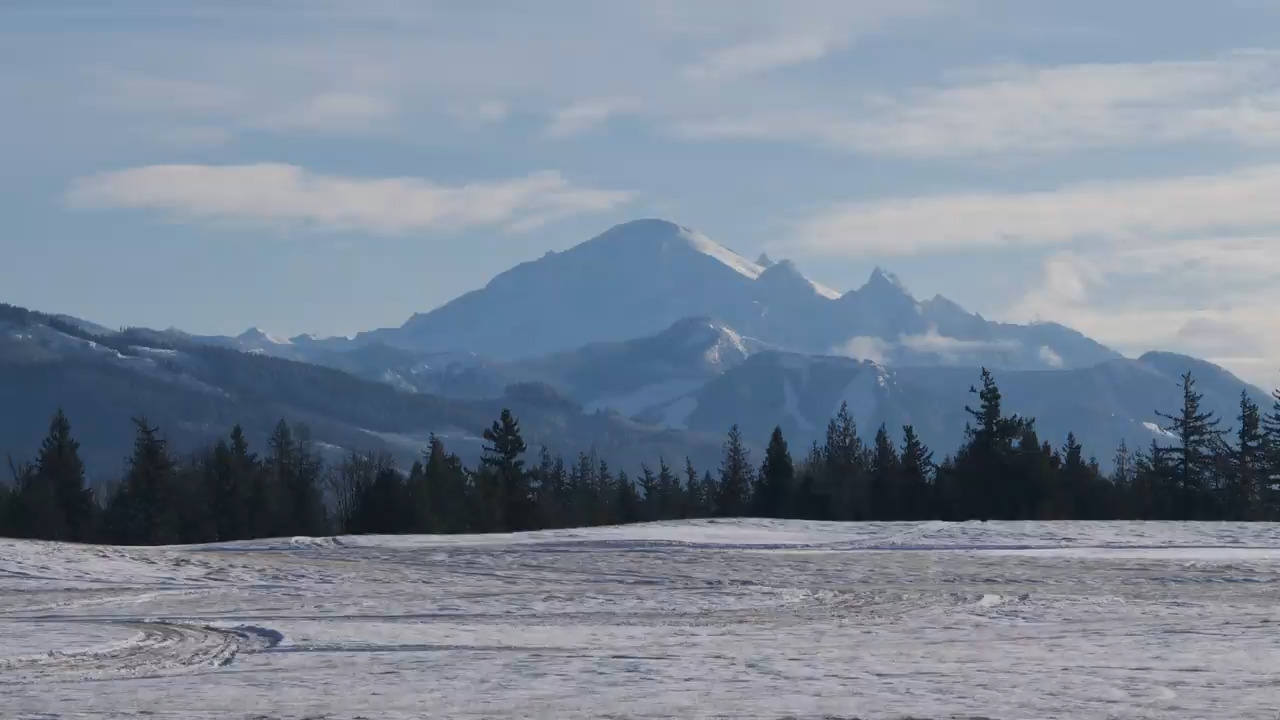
105,418,180,545
753,426,794,518
823,402,867,520
0,480,12,538
637,463,660,522
481,409,530,531
899,426,934,519
613,469,640,524
953,369,1022,519
530,446,568,530
1155,372,1227,517
715,425,754,517
1263,385,1280,513
700,470,718,517
1057,432,1088,519
1227,391,1266,519
683,458,705,518
266,420,327,537
869,424,901,519
35,410,93,541
656,459,682,520
350,455,407,534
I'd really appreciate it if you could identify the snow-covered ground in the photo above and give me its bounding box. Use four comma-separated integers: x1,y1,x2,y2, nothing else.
3,520,1280,719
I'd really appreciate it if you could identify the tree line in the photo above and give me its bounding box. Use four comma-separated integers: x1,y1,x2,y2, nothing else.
3,368,1280,544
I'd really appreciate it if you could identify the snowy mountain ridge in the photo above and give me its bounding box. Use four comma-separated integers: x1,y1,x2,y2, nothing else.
327,218,1121,371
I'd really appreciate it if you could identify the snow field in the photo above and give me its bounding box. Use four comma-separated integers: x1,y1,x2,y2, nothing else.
2,520,1280,719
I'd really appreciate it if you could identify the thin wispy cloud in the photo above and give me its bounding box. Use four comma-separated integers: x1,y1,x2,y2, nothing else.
67,164,635,234
256,92,395,133
676,50,1280,157
683,33,846,81
790,164,1280,257
544,97,637,138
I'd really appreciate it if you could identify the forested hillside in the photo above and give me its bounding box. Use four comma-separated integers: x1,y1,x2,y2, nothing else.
5,368,1279,545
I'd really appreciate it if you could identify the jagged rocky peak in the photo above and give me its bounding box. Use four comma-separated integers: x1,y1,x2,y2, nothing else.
237,327,291,345
865,266,911,296
755,252,776,268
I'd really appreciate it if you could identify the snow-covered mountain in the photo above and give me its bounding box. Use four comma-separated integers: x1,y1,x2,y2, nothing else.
0,305,728,476
634,348,1271,468
350,219,1118,371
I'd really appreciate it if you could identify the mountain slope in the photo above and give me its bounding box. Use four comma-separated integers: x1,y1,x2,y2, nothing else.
348,219,1118,371
0,305,726,478
636,349,1270,468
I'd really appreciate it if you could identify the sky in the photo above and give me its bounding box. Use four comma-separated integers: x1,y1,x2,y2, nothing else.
4,0,1280,387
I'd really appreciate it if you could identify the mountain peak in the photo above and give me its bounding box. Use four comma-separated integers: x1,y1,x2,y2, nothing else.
866,266,909,294
755,252,776,268
585,219,765,279
237,327,291,346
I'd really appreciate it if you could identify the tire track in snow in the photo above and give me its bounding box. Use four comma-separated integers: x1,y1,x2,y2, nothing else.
0,620,282,684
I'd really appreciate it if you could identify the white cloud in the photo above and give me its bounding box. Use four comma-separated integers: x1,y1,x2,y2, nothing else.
833,336,890,364
544,97,637,138
256,92,395,133
1007,245,1280,389
66,164,634,234
449,100,510,127
683,33,845,81
1038,346,1065,369
675,50,1280,157
897,327,1021,358
832,327,1022,364
791,164,1280,257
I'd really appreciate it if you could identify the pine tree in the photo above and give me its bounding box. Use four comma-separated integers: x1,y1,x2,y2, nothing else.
869,424,901,519
753,426,794,518
0,480,13,538
700,470,718,517
637,463,660,522
613,469,640,524
899,425,934,519
530,446,568,530
1110,440,1135,487
36,410,93,541
656,459,682,520
1263,385,1280,515
1156,372,1227,518
1227,391,1266,519
683,458,705,518
715,425,754,517
481,409,530,531
105,418,180,545
1056,432,1087,519
266,420,327,537
955,368,1021,519
823,402,866,520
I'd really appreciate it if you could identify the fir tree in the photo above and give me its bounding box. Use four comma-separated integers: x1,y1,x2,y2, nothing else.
683,458,704,518
1227,391,1266,519
656,459,682,520
1156,372,1227,517
715,425,754,517
267,420,327,537
899,425,934,519
869,424,901,519
105,418,180,545
613,469,641,524
1263,385,1280,512
823,402,867,520
35,410,93,541
637,463,660,522
481,409,530,531
754,426,794,518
